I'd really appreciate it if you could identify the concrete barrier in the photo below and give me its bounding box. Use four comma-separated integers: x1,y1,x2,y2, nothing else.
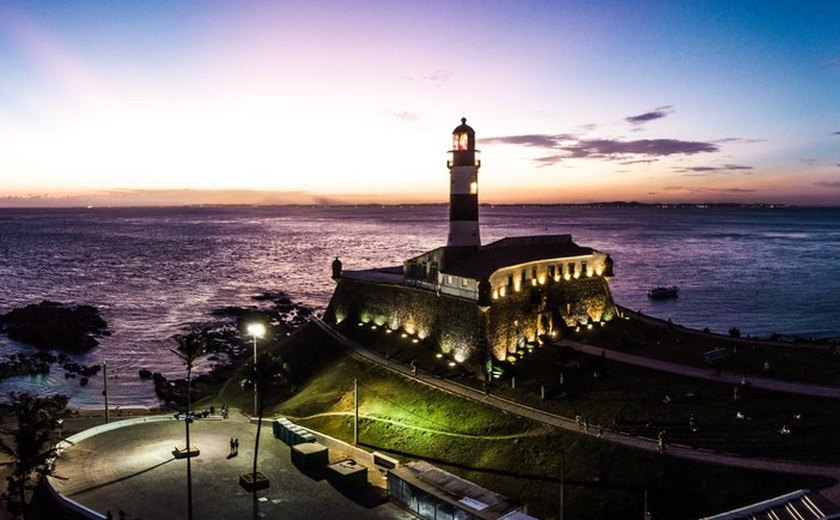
45,476,107,520
57,414,175,452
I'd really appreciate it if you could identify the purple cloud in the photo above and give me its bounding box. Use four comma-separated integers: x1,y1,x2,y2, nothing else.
663,186,758,194
401,69,452,87
479,134,576,147
483,133,719,166
561,138,717,159
815,181,840,188
621,158,659,165
625,105,674,125
713,137,767,144
675,164,754,176
392,111,418,122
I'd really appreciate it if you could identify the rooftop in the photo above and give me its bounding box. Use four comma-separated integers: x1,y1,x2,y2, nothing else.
390,460,525,520
442,235,594,279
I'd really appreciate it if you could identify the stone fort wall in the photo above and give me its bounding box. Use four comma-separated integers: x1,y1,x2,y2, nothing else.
324,276,616,374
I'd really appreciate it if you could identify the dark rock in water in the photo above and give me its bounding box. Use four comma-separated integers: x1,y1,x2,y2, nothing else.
80,377,89,386
0,300,108,351
139,369,153,380
0,352,51,380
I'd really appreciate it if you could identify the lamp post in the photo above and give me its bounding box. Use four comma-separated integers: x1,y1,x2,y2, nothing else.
560,450,565,520
246,322,266,417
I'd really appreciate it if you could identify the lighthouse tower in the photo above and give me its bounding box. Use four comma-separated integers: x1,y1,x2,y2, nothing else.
447,118,481,247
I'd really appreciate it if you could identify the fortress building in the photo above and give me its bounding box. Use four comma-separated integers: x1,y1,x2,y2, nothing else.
325,118,616,377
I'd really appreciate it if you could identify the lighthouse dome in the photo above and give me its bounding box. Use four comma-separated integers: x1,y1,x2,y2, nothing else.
452,117,474,135
451,117,476,152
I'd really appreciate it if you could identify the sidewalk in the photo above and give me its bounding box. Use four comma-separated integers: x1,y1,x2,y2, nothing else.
50,412,409,520
562,339,840,399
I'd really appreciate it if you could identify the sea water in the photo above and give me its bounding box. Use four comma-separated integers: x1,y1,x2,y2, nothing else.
1,205,838,406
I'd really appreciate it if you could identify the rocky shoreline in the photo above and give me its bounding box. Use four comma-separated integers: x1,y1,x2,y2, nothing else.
142,291,315,407
0,301,108,386
0,300,109,352
0,293,314,401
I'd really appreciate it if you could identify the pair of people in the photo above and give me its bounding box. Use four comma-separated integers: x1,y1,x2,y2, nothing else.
229,437,240,455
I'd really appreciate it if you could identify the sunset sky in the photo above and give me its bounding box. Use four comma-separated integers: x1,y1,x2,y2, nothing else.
1,0,838,207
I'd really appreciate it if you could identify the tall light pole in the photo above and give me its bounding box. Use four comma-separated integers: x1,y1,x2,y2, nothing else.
247,322,266,417
560,450,565,520
102,360,110,424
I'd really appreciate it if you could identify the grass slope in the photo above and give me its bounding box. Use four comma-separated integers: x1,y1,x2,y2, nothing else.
267,324,827,519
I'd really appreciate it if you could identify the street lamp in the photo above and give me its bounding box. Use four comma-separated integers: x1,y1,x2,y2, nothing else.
246,322,266,417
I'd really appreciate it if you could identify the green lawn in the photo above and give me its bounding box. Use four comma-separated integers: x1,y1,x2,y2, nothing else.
266,324,829,519
344,318,840,462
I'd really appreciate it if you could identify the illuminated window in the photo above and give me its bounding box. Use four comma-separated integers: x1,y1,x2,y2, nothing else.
454,132,469,150
548,265,555,279
469,181,478,194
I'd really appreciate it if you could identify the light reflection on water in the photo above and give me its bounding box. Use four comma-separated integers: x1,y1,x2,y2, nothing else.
0,205,838,406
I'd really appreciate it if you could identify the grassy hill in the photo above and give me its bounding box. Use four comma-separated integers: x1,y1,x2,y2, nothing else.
250,323,827,519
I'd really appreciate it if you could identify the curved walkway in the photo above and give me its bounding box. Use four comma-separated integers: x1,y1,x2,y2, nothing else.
562,339,840,399
50,412,409,520
291,411,544,440
615,304,835,352
313,318,840,506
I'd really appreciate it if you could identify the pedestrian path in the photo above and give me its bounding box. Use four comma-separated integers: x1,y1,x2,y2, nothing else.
562,339,840,399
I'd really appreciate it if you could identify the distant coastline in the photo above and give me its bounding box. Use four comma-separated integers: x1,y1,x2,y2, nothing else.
0,201,819,210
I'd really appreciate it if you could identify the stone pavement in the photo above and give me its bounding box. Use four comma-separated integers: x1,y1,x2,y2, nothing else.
50,414,411,520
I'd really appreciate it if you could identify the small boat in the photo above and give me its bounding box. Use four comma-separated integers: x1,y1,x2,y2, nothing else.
648,286,679,299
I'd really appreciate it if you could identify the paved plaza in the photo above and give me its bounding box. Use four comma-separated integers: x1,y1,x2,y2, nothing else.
50,415,412,519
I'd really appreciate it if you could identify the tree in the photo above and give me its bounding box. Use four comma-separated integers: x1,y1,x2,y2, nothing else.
241,352,289,495
173,331,208,520
0,392,68,519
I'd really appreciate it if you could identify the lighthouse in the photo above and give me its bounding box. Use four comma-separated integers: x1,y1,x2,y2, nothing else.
447,118,481,247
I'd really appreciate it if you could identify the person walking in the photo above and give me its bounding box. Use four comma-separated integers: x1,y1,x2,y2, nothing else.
234,438,239,455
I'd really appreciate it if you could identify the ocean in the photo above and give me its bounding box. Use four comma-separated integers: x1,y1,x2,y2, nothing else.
1,205,838,407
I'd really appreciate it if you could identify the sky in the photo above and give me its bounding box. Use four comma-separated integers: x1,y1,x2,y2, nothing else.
1,0,838,207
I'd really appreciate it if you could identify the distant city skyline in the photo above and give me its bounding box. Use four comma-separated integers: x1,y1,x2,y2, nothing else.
1,0,839,207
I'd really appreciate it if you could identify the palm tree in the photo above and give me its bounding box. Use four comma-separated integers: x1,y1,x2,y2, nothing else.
241,352,289,494
0,392,68,519
173,331,207,520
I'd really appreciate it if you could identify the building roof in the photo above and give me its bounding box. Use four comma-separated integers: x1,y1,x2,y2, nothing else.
390,461,520,519
441,234,594,279
452,117,474,135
